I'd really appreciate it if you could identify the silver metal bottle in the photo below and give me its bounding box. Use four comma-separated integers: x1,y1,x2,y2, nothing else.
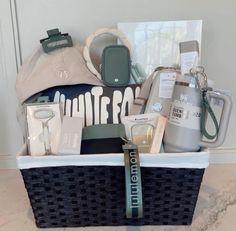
163,72,232,153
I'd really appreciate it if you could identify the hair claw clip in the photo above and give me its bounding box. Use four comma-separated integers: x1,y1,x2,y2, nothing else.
40,28,73,53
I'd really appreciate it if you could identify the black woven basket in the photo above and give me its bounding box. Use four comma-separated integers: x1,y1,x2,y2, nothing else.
21,165,204,228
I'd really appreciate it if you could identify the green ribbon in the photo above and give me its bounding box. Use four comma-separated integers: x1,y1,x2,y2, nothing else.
123,142,143,219
200,91,219,140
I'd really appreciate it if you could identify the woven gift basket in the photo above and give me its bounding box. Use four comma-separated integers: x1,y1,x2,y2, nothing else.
17,145,208,228
16,34,209,228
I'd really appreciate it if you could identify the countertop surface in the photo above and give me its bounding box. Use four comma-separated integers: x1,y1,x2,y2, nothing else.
0,164,236,231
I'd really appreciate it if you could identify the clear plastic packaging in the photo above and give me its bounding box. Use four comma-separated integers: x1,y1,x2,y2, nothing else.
121,113,159,153
25,103,62,156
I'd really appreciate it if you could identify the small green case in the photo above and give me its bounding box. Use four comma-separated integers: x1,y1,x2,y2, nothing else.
82,124,126,140
101,45,131,87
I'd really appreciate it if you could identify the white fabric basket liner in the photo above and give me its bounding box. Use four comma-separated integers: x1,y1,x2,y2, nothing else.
17,145,209,170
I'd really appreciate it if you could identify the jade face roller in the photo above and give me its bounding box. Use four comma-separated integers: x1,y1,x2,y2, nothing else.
34,109,55,155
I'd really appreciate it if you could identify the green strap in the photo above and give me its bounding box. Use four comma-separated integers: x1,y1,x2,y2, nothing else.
200,91,219,140
123,142,143,219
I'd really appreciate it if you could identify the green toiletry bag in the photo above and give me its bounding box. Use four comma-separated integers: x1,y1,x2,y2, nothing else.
82,123,126,140
81,124,126,154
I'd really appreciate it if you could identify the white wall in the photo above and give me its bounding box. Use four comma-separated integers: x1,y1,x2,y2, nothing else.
15,0,236,148
0,0,22,168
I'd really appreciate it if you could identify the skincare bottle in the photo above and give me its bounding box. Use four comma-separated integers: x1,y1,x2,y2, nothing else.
179,40,199,75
